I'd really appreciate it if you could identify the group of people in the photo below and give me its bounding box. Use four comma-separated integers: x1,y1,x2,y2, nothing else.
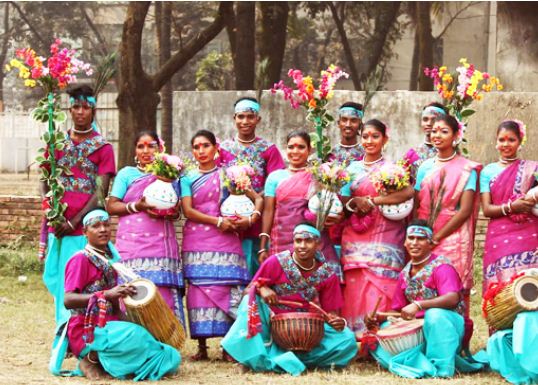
40,85,538,383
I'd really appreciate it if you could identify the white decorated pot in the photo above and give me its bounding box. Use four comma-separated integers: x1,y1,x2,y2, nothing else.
526,186,538,217
379,198,414,221
308,189,343,218
142,178,179,210
221,194,255,217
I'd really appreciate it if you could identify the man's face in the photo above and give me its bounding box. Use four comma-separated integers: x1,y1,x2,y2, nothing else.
83,220,111,249
338,116,361,140
404,235,432,260
293,236,319,262
70,101,94,128
234,111,260,138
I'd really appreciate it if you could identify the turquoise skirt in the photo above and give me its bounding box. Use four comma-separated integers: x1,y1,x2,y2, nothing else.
221,296,357,376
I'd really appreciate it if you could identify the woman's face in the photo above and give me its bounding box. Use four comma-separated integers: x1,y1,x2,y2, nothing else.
360,125,386,157
496,128,520,160
192,135,217,166
135,134,159,166
286,136,310,168
421,113,437,138
430,120,457,151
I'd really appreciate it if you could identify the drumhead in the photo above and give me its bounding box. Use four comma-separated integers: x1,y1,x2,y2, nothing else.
377,318,424,339
123,278,157,306
514,276,538,310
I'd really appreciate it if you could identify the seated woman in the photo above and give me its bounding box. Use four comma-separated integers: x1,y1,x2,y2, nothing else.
221,223,357,376
63,209,180,381
365,219,483,378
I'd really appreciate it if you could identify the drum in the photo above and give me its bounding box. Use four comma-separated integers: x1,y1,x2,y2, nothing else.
484,274,538,330
123,278,186,350
271,312,325,352
376,318,424,356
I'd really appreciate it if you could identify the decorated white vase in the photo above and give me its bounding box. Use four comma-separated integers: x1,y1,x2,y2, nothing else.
308,189,343,218
220,194,255,217
379,198,414,221
526,186,538,217
142,178,178,210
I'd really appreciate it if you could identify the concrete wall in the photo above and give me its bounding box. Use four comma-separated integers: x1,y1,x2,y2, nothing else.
173,91,538,165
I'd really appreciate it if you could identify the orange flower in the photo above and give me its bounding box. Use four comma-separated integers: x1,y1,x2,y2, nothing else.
308,99,317,109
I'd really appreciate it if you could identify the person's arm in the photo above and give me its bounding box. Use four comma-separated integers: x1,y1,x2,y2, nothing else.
432,190,474,243
181,196,236,232
372,186,414,205
230,189,264,231
258,196,275,262
400,292,460,319
64,284,137,309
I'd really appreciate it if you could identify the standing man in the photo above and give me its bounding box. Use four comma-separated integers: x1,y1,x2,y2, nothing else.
41,85,116,331
326,102,365,164
217,97,285,276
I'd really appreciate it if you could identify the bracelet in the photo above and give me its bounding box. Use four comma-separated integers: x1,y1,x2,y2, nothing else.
131,202,140,213
86,352,99,364
66,220,75,231
366,197,376,208
125,202,133,214
248,215,253,227
345,198,358,213
432,239,440,245
507,200,513,213
257,248,268,255
500,203,507,216
252,210,261,217
342,318,348,328
532,190,538,203
216,217,223,228
412,300,423,311
259,232,271,239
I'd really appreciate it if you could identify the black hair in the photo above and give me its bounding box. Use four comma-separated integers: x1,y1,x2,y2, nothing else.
362,119,388,137
67,85,95,100
408,218,432,231
497,120,523,141
191,129,217,146
434,114,460,135
234,97,258,107
134,130,160,147
286,129,311,148
296,221,317,229
422,102,448,114
339,101,364,112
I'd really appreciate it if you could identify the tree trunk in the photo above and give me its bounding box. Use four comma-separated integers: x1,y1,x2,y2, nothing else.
409,27,419,91
234,2,255,90
417,2,434,91
0,2,10,111
156,1,173,151
259,2,289,88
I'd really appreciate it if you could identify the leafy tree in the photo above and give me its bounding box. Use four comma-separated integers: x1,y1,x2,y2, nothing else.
195,51,233,90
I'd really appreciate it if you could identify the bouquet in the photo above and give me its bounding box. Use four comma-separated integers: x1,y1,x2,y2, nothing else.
370,163,410,195
272,64,349,159
223,163,255,195
308,161,350,230
145,153,184,180
424,58,502,155
6,38,92,228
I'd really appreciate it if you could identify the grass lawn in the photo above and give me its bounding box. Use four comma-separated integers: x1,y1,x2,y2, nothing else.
0,247,506,385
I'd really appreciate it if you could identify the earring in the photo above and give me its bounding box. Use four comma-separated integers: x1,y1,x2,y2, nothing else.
495,144,500,150
134,156,140,166
214,151,220,160
452,140,457,148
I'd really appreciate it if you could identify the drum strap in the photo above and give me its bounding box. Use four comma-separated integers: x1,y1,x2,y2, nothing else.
83,291,108,345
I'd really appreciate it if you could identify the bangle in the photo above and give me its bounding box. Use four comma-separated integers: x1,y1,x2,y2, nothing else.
259,232,271,239
432,239,440,245
500,203,507,216
125,202,133,214
257,248,267,255
66,220,75,231
345,198,357,213
86,352,99,364
216,217,223,228
248,215,253,227
413,300,423,311
366,197,376,208
252,210,261,217
532,190,538,203
342,318,348,328
507,200,513,213
131,202,140,213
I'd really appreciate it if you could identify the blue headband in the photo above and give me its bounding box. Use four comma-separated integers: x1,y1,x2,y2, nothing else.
422,106,446,117
83,209,110,227
234,99,260,114
406,225,433,240
339,106,364,119
293,224,321,239
69,96,96,108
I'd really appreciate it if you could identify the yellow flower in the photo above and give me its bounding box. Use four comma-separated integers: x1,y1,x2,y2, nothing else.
497,84,504,91
442,74,453,83
4,64,10,72
24,79,36,87
440,66,447,72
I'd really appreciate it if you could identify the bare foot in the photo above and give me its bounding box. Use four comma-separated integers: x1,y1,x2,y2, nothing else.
222,350,235,362
191,345,209,361
79,355,108,380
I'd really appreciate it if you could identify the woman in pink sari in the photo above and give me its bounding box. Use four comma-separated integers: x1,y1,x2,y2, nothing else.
414,114,482,348
340,119,414,337
107,131,184,323
480,120,538,293
259,130,342,277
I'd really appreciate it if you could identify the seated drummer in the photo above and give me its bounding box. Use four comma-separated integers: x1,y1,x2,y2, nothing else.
364,219,483,378
221,222,357,376
63,209,180,380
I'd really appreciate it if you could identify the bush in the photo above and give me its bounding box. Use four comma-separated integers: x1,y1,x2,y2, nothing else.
0,246,43,276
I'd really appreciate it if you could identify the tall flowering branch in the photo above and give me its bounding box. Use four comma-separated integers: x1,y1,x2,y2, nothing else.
272,64,349,159
6,39,92,227
424,58,502,155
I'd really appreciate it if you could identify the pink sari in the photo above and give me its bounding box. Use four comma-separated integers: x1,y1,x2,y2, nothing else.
417,155,482,291
483,160,538,293
340,161,406,335
270,170,340,277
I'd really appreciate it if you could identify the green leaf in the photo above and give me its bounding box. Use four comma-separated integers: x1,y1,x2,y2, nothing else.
53,111,67,123
43,132,51,143
35,155,46,164
461,109,475,118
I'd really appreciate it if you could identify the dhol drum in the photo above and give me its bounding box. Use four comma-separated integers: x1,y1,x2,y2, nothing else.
376,318,424,356
123,278,186,350
271,312,325,352
484,273,538,330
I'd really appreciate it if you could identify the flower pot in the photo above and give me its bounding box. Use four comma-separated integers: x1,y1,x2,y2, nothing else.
220,194,255,217
143,178,178,210
308,189,343,218
379,198,414,221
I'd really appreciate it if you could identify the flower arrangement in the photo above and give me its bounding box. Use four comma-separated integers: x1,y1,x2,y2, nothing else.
424,58,503,155
6,39,92,228
272,64,349,159
311,160,351,192
145,153,184,180
369,163,410,195
223,163,255,194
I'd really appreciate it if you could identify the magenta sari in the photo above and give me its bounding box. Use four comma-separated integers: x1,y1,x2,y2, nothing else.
114,173,184,322
340,160,406,335
270,170,341,277
483,160,538,293
417,155,482,291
